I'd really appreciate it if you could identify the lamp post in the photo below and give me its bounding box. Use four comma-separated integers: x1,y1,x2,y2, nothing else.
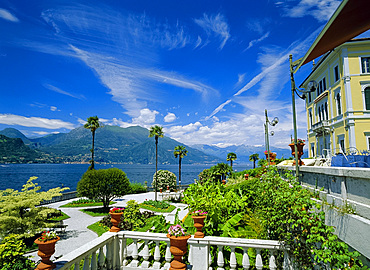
264,109,279,166
289,54,317,181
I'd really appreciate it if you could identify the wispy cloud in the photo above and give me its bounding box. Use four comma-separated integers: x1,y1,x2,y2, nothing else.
244,32,270,51
208,27,321,119
70,45,218,117
44,83,85,100
0,113,75,129
194,13,230,49
279,0,341,22
0,8,19,22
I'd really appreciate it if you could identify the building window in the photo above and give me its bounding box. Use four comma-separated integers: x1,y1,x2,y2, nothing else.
311,143,315,157
339,139,345,153
318,107,322,122
324,102,328,120
361,57,370,73
309,111,313,127
334,66,339,82
336,93,342,115
365,87,370,110
317,77,327,95
308,91,311,103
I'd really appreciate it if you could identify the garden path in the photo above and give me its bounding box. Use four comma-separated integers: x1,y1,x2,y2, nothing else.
27,192,188,262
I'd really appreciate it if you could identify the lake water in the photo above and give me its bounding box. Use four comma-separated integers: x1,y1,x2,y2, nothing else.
0,163,251,191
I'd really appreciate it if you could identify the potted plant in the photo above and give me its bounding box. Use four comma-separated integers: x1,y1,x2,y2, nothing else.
191,210,207,238
289,139,305,165
109,207,124,232
34,231,60,270
167,224,191,270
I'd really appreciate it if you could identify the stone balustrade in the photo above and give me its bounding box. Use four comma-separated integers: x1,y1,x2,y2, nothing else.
54,231,291,270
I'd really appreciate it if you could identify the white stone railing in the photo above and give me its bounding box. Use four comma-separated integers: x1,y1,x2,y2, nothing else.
54,231,292,270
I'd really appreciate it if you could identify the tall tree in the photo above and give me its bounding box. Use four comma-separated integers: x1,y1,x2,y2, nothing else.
226,152,237,170
174,145,188,190
249,153,259,169
84,116,100,170
149,125,164,201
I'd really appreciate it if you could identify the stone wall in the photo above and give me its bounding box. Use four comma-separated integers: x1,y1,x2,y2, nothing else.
278,165,370,262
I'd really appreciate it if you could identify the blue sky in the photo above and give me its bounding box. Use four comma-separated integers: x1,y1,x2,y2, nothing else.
0,0,356,147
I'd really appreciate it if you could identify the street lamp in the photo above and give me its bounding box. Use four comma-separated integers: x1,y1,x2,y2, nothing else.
289,54,317,181
264,109,279,166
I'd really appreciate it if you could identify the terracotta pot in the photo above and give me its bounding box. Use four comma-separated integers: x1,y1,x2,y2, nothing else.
192,215,206,238
109,212,123,232
265,153,276,165
34,236,60,270
289,143,305,165
167,234,191,270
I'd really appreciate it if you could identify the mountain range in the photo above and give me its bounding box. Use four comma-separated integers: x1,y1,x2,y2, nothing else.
0,126,298,164
0,126,221,164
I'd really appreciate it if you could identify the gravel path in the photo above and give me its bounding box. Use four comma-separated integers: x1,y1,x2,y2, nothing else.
28,192,188,262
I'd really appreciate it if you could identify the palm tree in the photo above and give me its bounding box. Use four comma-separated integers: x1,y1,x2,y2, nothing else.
226,152,237,170
84,116,100,170
174,145,188,190
249,153,259,169
149,125,164,201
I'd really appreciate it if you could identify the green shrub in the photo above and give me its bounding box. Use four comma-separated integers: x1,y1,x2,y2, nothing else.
0,235,35,270
142,199,170,209
123,200,144,230
152,170,177,191
130,182,147,194
77,168,131,208
185,167,368,269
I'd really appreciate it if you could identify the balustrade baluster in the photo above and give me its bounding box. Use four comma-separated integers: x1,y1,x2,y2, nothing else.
130,239,139,267
283,251,293,270
269,250,277,270
217,245,225,270
91,251,97,270
106,241,112,269
74,260,80,270
164,242,171,269
255,249,263,270
153,240,161,269
141,240,150,268
98,247,104,269
121,238,128,266
98,247,105,269
230,246,237,270
82,255,90,270
242,248,250,269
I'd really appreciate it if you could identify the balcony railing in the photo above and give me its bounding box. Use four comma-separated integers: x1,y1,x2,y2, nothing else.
54,231,292,270
312,120,330,135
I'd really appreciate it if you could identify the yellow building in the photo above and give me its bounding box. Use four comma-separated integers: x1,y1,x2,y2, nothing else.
301,38,370,158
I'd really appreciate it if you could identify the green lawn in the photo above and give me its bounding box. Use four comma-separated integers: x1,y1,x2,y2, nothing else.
80,207,110,216
48,211,70,221
60,201,116,208
139,204,176,213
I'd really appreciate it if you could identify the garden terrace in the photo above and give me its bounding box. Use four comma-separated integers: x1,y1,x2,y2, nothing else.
54,230,291,270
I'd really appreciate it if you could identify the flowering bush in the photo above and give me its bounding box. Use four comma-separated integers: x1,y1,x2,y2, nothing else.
152,170,177,191
191,210,207,216
37,231,58,242
168,224,188,237
291,138,305,144
110,207,124,213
